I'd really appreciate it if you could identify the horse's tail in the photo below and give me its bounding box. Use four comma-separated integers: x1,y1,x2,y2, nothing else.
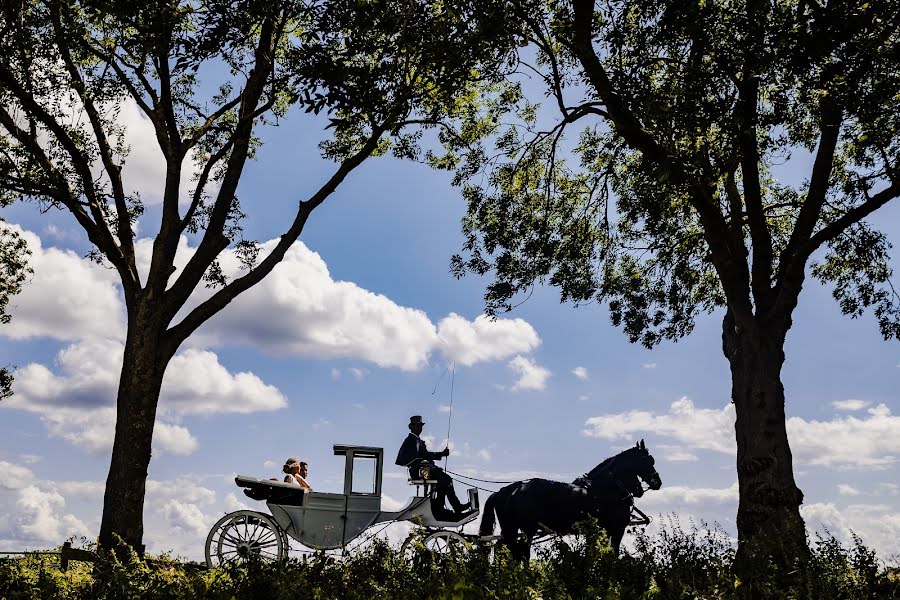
479,482,516,537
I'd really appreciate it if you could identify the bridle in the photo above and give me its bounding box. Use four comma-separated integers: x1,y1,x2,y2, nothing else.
579,450,659,501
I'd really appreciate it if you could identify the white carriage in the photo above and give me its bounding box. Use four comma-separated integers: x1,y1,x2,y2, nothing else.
205,444,479,566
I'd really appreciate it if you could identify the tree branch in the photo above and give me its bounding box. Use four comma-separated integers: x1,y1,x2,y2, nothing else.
156,12,280,308
163,124,388,348
0,62,124,271
51,5,138,286
776,101,842,291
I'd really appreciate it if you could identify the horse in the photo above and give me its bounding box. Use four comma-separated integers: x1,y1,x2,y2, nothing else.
478,440,662,561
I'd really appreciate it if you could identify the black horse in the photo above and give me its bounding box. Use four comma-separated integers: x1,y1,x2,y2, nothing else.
478,440,662,561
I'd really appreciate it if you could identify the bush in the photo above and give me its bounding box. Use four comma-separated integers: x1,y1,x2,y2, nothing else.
1,523,898,600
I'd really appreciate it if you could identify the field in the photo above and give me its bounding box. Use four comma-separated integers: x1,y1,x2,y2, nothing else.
1,521,898,599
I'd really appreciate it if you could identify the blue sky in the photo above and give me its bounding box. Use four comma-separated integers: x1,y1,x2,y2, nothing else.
1,96,900,561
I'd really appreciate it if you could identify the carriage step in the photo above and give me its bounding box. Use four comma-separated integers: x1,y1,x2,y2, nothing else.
479,534,502,541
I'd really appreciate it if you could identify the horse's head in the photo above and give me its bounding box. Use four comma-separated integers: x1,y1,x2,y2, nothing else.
626,439,662,494
582,440,661,498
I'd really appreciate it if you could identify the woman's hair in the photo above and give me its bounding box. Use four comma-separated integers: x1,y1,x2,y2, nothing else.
283,457,299,474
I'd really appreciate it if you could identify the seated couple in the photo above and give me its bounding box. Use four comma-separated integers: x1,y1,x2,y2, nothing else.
395,415,473,520
282,458,314,491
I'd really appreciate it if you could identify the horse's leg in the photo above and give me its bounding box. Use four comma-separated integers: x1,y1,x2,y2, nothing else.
608,510,630,556
520,524,539,563
495,500,522,560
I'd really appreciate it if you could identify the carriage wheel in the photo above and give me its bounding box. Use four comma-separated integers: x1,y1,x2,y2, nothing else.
401,530,467,558
205,510,285,567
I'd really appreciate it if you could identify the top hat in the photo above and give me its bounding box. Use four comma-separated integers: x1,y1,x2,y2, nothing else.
409,415,425,425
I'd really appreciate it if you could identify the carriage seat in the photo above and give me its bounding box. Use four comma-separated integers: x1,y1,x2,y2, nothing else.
235,475,306,506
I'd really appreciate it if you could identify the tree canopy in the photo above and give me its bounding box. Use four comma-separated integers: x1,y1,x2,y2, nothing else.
447,0,900,347
0,0,520,550
439,0,900,570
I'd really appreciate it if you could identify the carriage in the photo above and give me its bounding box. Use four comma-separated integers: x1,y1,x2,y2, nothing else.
204,444,480,566
205,440,660,566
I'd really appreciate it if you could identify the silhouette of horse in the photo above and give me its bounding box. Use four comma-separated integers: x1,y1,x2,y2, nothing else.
478,440,662,561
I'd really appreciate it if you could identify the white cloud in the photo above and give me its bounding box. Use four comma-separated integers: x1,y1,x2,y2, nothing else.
161,349,286,416
831,399,870,411
162,500,208,538
0,461,35,490
5,227,543,376
224,492,251,513
802,502,900,557
640,482,739,508
572,366,588,381
153,423,199,455
583,397,900,469
7,340,284,454
642,362,657,369
837,484,861,496
184,239,439,370
507,356,551,391
11,486,90,545
113,99,208,206
1,225,126,342
436,314,540,367
583,397,735,454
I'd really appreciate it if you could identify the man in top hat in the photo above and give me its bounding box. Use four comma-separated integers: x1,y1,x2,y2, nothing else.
395,415,470,518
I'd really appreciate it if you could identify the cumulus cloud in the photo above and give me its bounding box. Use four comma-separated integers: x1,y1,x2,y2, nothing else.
802,502,900,557
583,397,900,469
583,397,735,454
169,240,540,371
507,356,551,391
436,314,540,367
0,461,35,490
572,366,588,381
7,340,284,454
1,225,125,342
788,404,900,467
5,226,543,375
162,500,208,538
0,464,90,547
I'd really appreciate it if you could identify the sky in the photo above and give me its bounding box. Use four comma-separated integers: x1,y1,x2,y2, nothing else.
1,90,900,563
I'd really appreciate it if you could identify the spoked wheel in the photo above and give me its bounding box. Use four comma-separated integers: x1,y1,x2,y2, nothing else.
401,530,467,558
205,510,285,567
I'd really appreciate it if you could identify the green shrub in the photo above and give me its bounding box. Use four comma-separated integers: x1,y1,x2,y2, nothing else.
1,523,898,600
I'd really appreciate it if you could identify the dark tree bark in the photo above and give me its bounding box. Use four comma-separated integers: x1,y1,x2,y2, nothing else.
98,298,173,551
723,309,808,571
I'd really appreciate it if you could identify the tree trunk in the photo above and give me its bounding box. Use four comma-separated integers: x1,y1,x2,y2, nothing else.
722,309,808,574
98,304,169,553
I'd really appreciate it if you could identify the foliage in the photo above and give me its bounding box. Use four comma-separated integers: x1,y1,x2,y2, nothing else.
0,0,522,549
441,0,900,346
2,522,899,600
434,0,900,566
0,220,31,400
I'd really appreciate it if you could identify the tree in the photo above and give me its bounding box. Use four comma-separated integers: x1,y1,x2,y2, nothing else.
0,217,31,398
442,0,900,570
0,0,517,551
